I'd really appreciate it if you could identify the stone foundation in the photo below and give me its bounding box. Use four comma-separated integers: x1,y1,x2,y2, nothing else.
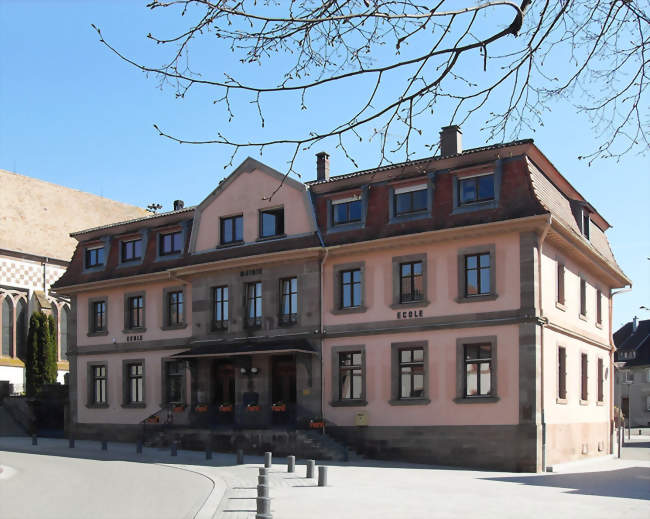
545,421,611,466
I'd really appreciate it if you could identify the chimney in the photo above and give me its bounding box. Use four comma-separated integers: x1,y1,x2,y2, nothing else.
633,316,638,333
439,125,462,156
316,152,330,182
173,200,184,211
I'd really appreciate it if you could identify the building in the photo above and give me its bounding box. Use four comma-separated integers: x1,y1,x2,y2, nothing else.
53,127,629,471
614,318,650,427
0,169,148,393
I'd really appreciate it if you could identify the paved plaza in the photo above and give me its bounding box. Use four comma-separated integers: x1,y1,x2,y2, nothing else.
0,436,648,519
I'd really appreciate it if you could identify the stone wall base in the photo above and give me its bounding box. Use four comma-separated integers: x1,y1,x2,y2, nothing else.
545,421,611,466
327,424,541,472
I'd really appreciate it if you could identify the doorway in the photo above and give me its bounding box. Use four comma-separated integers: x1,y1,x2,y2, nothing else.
213,360,235,424
271,356,296,425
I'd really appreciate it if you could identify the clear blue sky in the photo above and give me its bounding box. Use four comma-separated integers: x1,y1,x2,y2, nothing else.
1,1,647,328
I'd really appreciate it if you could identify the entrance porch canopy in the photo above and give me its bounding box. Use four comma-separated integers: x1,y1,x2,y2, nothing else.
171,337,317,359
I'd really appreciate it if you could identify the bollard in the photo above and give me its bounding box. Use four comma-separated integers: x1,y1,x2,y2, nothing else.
32,435,37,446
258,474,269,486
205,446,212,460
256,496,272,519
136,440,143,454
318,466,328,487
306,459,315,479
259,467,268,476
68,438,75,448
287,455,295,473
236,449,244,465
171,442,177,456
257,483,269,498
101,440,108,451
264,451,272,468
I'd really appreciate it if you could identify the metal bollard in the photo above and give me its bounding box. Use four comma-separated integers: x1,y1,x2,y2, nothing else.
264,451,272,468
287,455,295,473
259,467,268,476
258,474,269,486
136,440,143,454
318,466,328,487
306,459,315,479
257,483,269,498
256,496,272,519
236,449,244,465
32,435,37,446
171,442,177,456
68,438,75,448
101,440,108,451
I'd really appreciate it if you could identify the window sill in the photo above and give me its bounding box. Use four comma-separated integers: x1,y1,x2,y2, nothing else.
556,398,568,405
451,199,498,215
161,323,188,331
579,399,589,406
389,211,430,224
555,302,566,311
389,398,430,406
256,234,287,242
596,322,603,329
579,313,588,321
330,399,367,407
455,293,498,304
327,222,364,234
390,300,429,310
122,327,146,334
331,305,367,315
121,403,146,409
155,253,183,262
278,319,298,327
217,240,245,249
596,400,605,406
453,396,500,404
86,403,109,409
211,325,229,332
87,330,108,337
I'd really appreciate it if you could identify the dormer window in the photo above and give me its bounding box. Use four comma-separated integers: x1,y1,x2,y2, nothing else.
332,197,362,226
394,184,427,216
260,208,284,238
121,238,143,263
458,173,494,206
159,231,183,256
85,246,105,268
221,215,243,245
581,210,590,240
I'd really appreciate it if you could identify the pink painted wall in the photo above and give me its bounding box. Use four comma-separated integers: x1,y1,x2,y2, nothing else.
323,325,519,427
193,167,315,252
323,233,521,326
76,281,193,347
76,349,187,424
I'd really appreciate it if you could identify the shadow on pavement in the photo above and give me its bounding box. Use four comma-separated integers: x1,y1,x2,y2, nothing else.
483,467,650,500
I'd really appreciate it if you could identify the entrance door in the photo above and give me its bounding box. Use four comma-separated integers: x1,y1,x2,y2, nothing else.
214,361,235,424
272,356,297,425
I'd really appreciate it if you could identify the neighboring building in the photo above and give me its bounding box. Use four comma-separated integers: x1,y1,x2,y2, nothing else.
614,318,650,427
0,169,148,393
53,127,630,472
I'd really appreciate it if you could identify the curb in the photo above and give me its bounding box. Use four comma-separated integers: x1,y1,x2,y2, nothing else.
546,454,615,473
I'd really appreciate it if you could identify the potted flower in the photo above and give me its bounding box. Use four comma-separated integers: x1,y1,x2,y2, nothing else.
145,415,160,424
218,403,233,413
309,418,325,429
172,404,185,413
247,403,261,412
271,402,286,412
195,404,208,413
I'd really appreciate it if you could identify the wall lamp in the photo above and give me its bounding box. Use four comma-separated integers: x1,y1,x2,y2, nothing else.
240,367,260,375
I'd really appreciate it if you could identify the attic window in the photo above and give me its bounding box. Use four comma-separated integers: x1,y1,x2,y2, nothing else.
159,231,183,256
260,208,284,238
458,173,495,206
581,209,591,240
85,246,105,268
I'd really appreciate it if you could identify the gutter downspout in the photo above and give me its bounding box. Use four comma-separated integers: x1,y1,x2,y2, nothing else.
537,218,551,472
610,285,632,454
319,246,328,427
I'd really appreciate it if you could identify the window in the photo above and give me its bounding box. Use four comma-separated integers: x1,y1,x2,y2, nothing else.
91,365,107,405
399,348,425,399
121,239,142,262
557,263,565,306
60,306,69,361
464,253,491,297
85,246,104,268
647,395,650,412
622,369,633,383
399,261,423,303
245,281,262,328
647,368,650,383
394,185,427,216
596,290,602,325
580,279,587,317
167,291,184,326
341,269,362,309
597,358,604,403
558,347,567,400
127,296,144,329
165,361,184,404
581,210,590,240
332,198,362,226
92,300,107,332
260,208,284,238
458,174,495,205
464,343,493,397
2,297,12,357
213,286,229,329
127,362,144,404
339,351,363,400
220,215,243,244
159,231,183,256
279,277,298,325
581,353,588,401
15,299,27,360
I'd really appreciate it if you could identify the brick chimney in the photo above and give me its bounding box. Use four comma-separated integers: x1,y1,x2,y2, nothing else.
633,316,638,332
316,152,330,182
439,125,462,156
173,200,184,211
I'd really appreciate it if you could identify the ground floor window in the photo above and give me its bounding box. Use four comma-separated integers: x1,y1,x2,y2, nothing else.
91,365,107,405
399,347,425,399
165,360,184,404
339,351,363,400
127,362,144,404
464,343,492,397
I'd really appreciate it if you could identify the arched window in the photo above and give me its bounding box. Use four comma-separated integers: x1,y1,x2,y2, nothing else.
2,297,13,357
15,298,27,360
60,306,69,361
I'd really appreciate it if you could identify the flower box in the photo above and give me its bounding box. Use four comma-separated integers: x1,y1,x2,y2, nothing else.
145,416,160,424
271,404,287,412
195,405,208,413
173,405,185,413
219,404,233,413
309,420,325,429
247,405,261,412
